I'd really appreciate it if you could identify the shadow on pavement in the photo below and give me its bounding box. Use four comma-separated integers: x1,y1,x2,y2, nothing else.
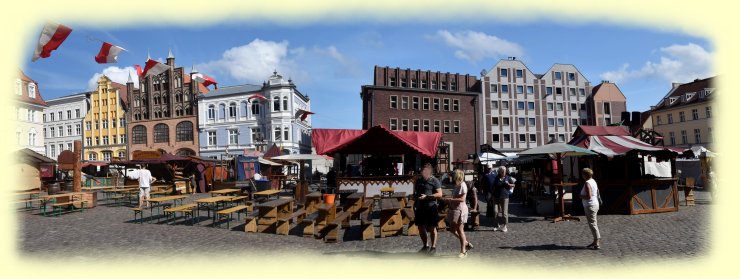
499,244,588,251
322,250,460,259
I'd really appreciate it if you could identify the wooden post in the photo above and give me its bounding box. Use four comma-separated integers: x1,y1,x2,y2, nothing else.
73,140,82,192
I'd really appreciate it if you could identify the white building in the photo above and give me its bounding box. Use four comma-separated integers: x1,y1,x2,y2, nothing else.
43,93,89,159
198,71,312,159
14,70,47,154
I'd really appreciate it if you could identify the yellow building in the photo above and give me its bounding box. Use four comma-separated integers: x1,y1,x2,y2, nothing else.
83,76,128,161
650,77,715,150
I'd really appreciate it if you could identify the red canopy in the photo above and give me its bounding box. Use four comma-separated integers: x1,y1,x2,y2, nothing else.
81,162,108,168
569,125,685,157
312,125,442,158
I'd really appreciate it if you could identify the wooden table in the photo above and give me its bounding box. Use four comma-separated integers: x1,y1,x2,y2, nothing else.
148,195,188,207
380,187,394,197
547,182,580,223
210,189,241,197
303,192,322,214
379,198,403,237
40,192,85,216
384,192,408,208
194,196,232,224
316,203,337,233
254,189,281,201
255,198,295,233
343,192,365,218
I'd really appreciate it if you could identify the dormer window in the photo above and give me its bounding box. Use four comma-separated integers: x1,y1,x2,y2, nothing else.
15,79,22,95
686,93,695,100
704,89,712,97
669,97,679,104
28,83,36,99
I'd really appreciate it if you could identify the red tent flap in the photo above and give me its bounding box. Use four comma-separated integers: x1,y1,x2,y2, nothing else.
312,125,441,158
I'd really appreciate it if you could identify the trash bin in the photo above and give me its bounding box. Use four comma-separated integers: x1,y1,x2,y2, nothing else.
47,182,60,195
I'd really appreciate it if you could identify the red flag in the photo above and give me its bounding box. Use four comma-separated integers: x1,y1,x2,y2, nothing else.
134,65,142,77
140,59,169,77
294,109,315,121
32,22,73,62
192,73,217,87
94,42,125,64
247,94,268,102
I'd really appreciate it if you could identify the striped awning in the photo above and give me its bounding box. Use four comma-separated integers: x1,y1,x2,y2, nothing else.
569,135,685,157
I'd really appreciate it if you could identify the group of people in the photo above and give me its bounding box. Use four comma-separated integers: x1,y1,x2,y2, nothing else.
412,163,602,258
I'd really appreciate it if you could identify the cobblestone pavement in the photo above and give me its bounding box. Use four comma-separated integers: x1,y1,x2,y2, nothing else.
15,189,712,266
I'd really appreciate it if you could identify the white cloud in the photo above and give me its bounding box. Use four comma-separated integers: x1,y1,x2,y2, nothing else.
433,30,524,63
198,39,300,83
600,43,713,83
313,45,362,77
87,66,138,90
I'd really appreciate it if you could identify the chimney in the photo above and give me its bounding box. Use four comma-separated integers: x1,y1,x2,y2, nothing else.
672,82,682,89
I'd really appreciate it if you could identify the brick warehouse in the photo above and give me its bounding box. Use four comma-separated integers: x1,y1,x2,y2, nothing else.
361,66,481,172
126,50,209,158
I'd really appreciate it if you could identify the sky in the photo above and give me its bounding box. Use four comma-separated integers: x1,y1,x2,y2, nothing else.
22,20,713,129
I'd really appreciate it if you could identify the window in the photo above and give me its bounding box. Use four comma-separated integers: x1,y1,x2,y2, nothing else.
492,134,500,143
571,103,577,112
656,116,662,125
706,106,712,118
43,113,46,123
450,81,457,91
443,99,450,111
28,110,34,122
557,118,565,127
67,110,72,119
679,111,685,122
502,117,510,127
401,119,409,131
15,79,21,95
153,124,169,143
58,111,62,120
529,134,536,143
88,152,96,161
491,117,499,126
95,137,99,145
692,109,699,120
102,120,108,129
667,113,673,124
28,132,36,146
568,72,576,81
401,78,407,87
131,125,146,144
251,100,261,116
50,113,55,121
441,81,447,90
389,77,396,86
603,103,611,115
103,136,109,145
229,129,239,145
86,137,92,146
431,80,437,89
579,88,585,96
554,72,562,80
547,103,553,111
273,97,281,111
519,134,526,142
527,102,535,110
501,85,509,93
50,127,55,137
422,97,430,110
443,121,451,133
390,96,398,109
491,101,499,110
500,69,508,77
669,132,676,146
43,128,47,138
490,84,498,93
681,130,688,144
411,79,417,88
67,143,72,150
252,128,262,142
120,135,126,144
452,99,459,111
390,119,398,130
401,97,409,109
274,127,282,140
548,118,555,127
694,129,702,144
518,117,526,127
67,125,72,135
423,120,430,132
529,118,536,127
558,134,566,142
708,127,713,142
556,87,563,95
229,103,237,118
516,85,524,94
569,88,576,96
421,79,427,88
527,86,534,94
120,118,126,127
284,126,292,141
572,119,579,126
112,136,117,144
207,131,217,146
503,134,511,143
28,83,36,98
433,120,441,132
118,151,126,159
282,97,288,111
557,103,563,111
433,98,440,110
50,145,56,157
412,97,419,110
412,120,420,131
517,101,525,110
515,69,523,78
176,121,193,142
453,121,460,133
545,87,553,96
502,101,509,110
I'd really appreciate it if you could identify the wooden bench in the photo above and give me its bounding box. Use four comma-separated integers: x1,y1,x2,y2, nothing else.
227,195,250,206
216,205,250,229
163,204,197,225
322,210,352,243
16,198,44,210
130,203,173,224
300,212,320,238
51,201,88,216
276,209,307,235
360,200,376,240
243,211,260,233
402,207,419,236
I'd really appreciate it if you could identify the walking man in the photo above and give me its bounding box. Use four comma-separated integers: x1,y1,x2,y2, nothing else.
414,163,443,255
492,166,515,232
136,164,156,208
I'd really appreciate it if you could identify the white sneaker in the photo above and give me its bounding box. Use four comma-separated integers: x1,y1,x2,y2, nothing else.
493,226,500,232
501,226,508,233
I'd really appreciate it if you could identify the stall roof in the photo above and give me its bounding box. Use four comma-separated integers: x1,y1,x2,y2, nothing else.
259,157,283,166
569,125,684,157
81,162,108,168
16,148,56,163
312,125,442,158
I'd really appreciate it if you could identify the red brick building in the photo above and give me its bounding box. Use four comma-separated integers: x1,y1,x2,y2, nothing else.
361,66,481,171
126,51,209,158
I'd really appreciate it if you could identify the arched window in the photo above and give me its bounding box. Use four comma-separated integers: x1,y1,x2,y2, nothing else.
28,83,36,98
282,96,288,111
134,97,140,107
241,102,249,118
153,123,169,143
207,105,215,120
132,125,147,144
219,104,226,120
251,100,261,116
273,96,280,111
274,126,282,141
117,150,126,159
175,148,195,156
229,102,237,118
176,121,193,142
283,125,290,141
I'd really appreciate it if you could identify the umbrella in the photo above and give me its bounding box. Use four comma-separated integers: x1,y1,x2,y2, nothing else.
518,142,597,156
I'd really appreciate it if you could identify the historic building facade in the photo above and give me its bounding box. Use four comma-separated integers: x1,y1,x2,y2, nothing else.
82,76,128,161
126,51,208,158
14,70,47,154
650,77,715,149
586,81,628,126
43,92,88,159
198,71,312,159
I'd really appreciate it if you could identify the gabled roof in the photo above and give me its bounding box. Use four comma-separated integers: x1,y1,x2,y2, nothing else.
110,81,128,107
653,76,715,111
590,82,626,101
16,70,48,107
183,74,210,94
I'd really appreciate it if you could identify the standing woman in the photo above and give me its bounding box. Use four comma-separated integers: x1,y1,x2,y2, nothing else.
580,168,601,249
445,169,473,258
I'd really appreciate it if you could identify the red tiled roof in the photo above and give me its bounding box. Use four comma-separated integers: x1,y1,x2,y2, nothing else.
183,74,210,94
109,81,129,107
654,76,715,110
16,70,48,107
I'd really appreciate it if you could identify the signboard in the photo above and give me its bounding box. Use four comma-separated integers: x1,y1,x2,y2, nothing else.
132,150,163,160
39,164,55,178
57,150,75,170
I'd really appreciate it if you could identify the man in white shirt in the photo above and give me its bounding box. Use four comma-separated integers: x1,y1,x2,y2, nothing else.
136,164,157,208
253,171,263,180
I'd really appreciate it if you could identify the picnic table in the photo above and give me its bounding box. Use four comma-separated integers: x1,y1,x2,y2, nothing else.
344,192,365,218
194,196,232,224
255,197,294,233
316,203,337,234
384,192,408,208
210,189,241,197
254,189,281,201
40,192,86,216
148,195,188,207
15,190,43,210
379,198,403,237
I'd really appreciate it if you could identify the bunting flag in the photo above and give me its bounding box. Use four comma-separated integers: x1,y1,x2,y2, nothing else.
192,73,217,87
247,94,268,102
294,109,315,121
94,42,126,64
32,22,73,62
134,65,143,76
140,59,169,77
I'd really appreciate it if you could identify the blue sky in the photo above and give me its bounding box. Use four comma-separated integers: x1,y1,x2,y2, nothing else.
23,20,713,129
